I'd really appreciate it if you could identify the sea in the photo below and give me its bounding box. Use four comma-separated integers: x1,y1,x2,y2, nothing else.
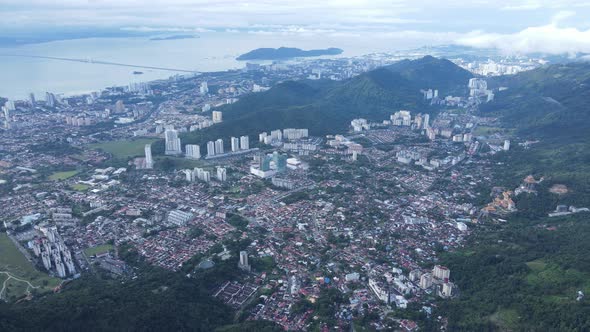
0,31,428,100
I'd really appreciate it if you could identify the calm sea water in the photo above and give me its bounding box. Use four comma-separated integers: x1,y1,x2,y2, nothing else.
0,32,419,100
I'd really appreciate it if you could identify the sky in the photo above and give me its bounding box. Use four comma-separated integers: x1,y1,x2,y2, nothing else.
2,0,590,55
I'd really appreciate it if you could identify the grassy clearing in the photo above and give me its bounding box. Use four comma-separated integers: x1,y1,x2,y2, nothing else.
70,183,90,191
0,233,61,302
89,138,159,159
84,244,114,257
489,308,520,330
473,126,513,136
49,170,79,181
526,259,547,272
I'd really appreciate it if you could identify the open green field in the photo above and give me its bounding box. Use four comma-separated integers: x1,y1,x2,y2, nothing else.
89,138,159,159
473,126,514,136
70,183,90,191
0,233,61,302
84,244,114,257
49,170,79,181
154,156,206,169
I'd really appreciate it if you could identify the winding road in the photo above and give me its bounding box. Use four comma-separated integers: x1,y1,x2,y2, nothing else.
0,271,40,301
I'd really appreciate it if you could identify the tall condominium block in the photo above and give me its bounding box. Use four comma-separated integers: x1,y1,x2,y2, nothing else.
216,167,227,181
200,81,209,95
207,141,216,157
29,93,36,106
240,135,249,150
185,144,201,159
215,139,224,155
212,111,222,123
115,100,125,113
144,144,153,169
231,137,240,152
165,129,182,155
238,251,250,271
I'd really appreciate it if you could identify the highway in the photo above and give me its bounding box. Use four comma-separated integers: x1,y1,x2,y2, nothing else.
0,54,200,73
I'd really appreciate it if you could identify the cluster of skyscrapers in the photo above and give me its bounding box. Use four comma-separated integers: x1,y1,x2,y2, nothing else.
184,166,227,183
207,135,249,158
31,226,76,278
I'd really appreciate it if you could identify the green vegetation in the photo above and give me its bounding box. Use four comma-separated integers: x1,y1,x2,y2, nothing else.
29,141,81,156
183,56,469,145
83,244,114,257
0,233,61,302
49,170,79,181
89,138,159,159
215,320,283,332
227,213,249,231
483,62,590,141
0,244,250,331
155,156,205,170
438,214,590,331
70,183,90,191
472,126,511,136
280,191,310,204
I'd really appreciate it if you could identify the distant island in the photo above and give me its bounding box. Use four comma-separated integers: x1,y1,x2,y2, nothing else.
150,35,199,41
236,47,343,60
132,71,143,75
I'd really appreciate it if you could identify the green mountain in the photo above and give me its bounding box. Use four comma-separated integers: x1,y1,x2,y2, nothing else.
183,56,473,146
440,62,590,331
482,62,590,140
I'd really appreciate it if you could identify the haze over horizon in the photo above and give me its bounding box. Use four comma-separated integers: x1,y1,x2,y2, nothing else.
2,0,590,55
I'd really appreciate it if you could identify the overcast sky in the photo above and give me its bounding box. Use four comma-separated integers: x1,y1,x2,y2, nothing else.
2,0,590,54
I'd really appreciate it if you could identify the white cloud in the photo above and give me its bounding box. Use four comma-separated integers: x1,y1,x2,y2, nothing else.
2,0,590,56
457,21,590,55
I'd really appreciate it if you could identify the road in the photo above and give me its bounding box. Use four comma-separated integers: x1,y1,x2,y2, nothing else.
0,271,40,301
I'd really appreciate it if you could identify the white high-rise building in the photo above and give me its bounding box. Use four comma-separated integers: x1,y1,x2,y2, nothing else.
45,92,56,107
423,114,430,129
207,141,215,156
165,129,182,155
238,250,250,271
215,139,224,154
433,265,450,280
283,128,308,140
216,167,227,181
144,144,153,169
3,106,11,129
231,137,240,152
29,93,36,106
200,81,209,95
202,170,211,182
212,111,223,123
504,140,511,151
270,129,283,141
185,144,201,159
4,100,15,111
240,135,249,150
115,100,125,113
